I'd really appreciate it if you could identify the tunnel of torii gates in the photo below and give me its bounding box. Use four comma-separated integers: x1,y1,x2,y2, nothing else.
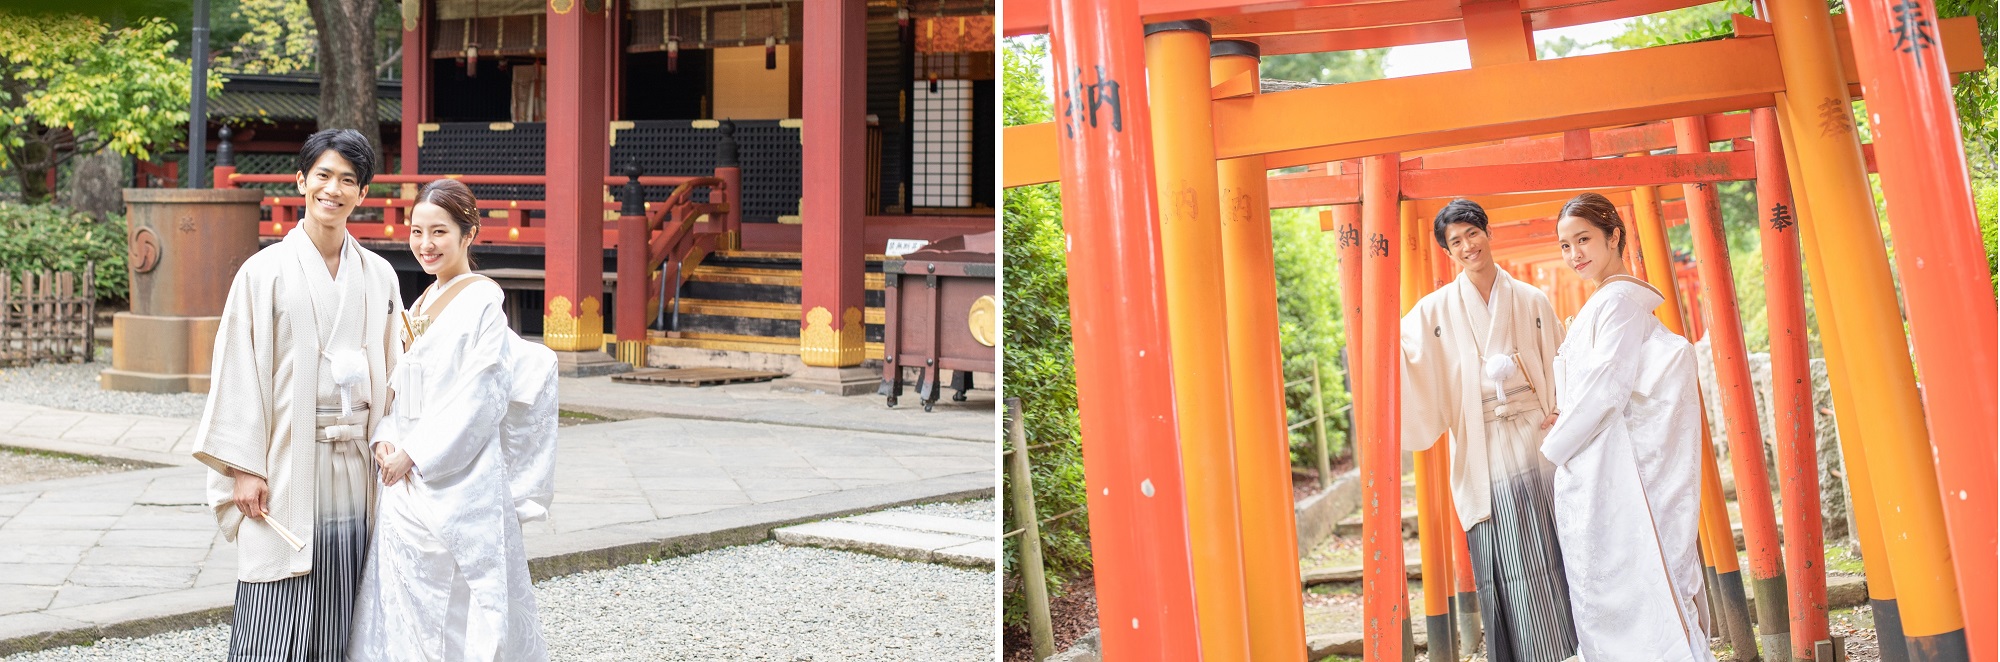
998,0,1996,660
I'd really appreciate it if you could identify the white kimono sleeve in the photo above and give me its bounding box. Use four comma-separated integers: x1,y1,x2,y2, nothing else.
191,266,277,532
1541,292,1652,467
401,300,512,483
1400,303,1453,453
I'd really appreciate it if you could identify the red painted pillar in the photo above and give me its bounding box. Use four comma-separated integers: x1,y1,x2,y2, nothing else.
1846,2,1997,650
1753,107,1829,662
1331,205,1365,361
399,0,429,178
800,0,868,369
1046,0,1200,657
1678,116,1790,658
1360,153,1406,662
543,0,611,360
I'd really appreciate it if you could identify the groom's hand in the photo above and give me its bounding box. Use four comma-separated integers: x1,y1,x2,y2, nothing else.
231,472,270,520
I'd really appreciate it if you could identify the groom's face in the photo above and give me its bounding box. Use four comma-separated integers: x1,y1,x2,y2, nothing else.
295,151,363,225
1442,222,1493,272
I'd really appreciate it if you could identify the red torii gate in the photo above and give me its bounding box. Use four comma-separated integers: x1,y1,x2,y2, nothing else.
1005,0,1992,661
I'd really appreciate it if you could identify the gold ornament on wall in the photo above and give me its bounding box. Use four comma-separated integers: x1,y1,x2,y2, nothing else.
968,295,997,347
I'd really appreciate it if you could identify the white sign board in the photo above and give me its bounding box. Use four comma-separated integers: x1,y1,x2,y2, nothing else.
885,239,930,257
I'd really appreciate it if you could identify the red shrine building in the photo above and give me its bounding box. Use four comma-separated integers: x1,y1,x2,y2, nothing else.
212,0,996,384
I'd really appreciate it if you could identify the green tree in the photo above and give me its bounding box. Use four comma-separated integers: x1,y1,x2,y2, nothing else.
1260,48,1387,84
1000,35,1092,630
1272,208,1353,462
220,0,316,74
0,12,216,203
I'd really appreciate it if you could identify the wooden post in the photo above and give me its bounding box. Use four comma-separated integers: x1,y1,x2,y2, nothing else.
1210,40,1307,662
1753,107,1829,661
1045,0,1202,656
1777,93,1909,662
1007,398,1056,662
1144,21,1253,660
800,0,869,370
1844,0,1996,649
544,0,612,367
1678,115,1790,660
1312,361,1331,491
1766,0,1968,652
1360,153,1406,661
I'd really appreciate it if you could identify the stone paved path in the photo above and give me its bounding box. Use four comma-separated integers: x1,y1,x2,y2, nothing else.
0,376,994,655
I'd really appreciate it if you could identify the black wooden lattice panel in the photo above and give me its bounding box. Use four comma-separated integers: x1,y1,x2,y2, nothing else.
416,120,801,223
417,122,547,204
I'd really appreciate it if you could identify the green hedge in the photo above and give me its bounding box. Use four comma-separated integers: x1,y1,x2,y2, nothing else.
1001,36,1092,631
0,203,128,302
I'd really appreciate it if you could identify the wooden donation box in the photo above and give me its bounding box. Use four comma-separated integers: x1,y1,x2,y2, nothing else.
100,188,263,393
879,231,996,411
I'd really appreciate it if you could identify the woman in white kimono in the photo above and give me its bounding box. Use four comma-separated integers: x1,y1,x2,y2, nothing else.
1541,193,1712,662
349,179,558,662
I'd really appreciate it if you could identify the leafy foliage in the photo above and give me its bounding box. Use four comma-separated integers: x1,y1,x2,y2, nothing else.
0,202,127,302
0,12,218,203
1272,208,1353,461
1610,0,1753,48
999,36,1091,630
219,0,317,75
1260,49,1388,85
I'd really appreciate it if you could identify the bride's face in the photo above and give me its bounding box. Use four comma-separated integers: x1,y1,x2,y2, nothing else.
1557,215,1620,284
409,202,475,276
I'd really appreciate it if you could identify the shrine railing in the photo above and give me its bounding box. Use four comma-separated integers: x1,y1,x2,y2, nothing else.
213,170,738,249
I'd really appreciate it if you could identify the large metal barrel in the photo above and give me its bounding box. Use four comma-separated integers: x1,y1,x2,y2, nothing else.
100,188,263,393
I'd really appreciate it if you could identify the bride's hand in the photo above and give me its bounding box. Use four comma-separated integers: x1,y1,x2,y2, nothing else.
378,446,415,486
1540,413,1559,430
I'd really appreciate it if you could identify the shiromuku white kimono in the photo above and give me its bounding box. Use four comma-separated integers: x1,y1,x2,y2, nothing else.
1542,276,1712,662
349,275,559,662
1401,268,1577,662
192,229,401,660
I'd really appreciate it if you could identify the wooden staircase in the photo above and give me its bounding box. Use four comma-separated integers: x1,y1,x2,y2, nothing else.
647,251,887,362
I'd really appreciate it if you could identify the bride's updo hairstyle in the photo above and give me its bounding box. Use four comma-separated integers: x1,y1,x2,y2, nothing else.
1556,192,1626,255
416,179,482,240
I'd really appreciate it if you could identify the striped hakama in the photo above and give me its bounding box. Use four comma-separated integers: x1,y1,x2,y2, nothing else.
228,405,374,662
1461,387,1577,662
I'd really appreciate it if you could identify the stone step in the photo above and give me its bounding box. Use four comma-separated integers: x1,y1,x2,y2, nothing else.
1301,559,1424,587
1333,510,1419,538
772,514,994,568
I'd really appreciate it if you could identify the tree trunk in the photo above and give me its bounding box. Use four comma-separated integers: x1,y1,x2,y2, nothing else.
308,0,382,165
64,149,126,221
14,141,53,204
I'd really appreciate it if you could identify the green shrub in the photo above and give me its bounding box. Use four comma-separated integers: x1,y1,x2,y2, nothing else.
1272,208,1353,465
1000,35,1092,631
0,202,127,302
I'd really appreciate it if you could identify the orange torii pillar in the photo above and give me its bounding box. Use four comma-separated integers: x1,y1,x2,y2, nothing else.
1846,0,1997,652
1210,38,1308,662
1766,0,1970,655
1360,154,1408,662
1774,92,1910,662
1044,0,1201,657
1751,107,1831,662
1677,116,1790,660
1143,20,1254,660
1405,202,1453,662
1633,179,1760,660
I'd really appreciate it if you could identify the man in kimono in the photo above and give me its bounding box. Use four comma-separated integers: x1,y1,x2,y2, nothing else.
1400,199,1579,662
192,129,402,661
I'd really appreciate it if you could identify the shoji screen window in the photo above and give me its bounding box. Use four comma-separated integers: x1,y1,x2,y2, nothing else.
911,79,973,208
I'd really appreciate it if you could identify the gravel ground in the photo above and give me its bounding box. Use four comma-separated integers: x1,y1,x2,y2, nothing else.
0,350,206,420
0,447,136,486
887,497,994,522
4,542,995,662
